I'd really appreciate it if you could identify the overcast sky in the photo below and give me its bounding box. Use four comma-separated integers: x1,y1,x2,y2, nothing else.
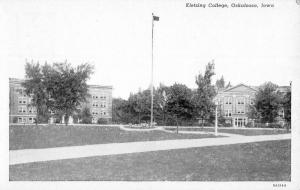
2,0,300,99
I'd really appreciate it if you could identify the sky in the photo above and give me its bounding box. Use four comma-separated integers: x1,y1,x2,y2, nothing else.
1,0,300,99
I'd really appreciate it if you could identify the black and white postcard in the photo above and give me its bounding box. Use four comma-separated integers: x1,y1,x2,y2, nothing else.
1,0,300,189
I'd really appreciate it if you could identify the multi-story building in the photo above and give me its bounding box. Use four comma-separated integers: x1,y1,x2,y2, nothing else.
9,78,37,123
215,83,290,127
82,85,113,123
9,78,113,124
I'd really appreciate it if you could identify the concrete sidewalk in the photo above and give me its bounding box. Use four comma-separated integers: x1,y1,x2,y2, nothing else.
9,134,291,165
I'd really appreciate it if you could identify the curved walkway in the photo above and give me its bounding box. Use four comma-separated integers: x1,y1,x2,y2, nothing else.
9,133,291,165
176,130,244,137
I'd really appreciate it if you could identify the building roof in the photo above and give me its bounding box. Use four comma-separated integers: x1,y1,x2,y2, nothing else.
88,84,113,89
9,78,113,89
9,78,25,86
276,86,290,93
218,83,290,95
223,83,258,92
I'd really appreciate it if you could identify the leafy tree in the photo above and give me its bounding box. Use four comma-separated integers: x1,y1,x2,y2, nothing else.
23,62,50,124
23,61,94,125
282,88,291,125
165,83,194,133
126,87,163,124
225,82,232,89
193,61,217,126
112,98,133,124
43,62,94,125
79,107,92,124
251,82,282,123
247,104,261,122
97,118,109,124
128,91,150,123
156,84,170,125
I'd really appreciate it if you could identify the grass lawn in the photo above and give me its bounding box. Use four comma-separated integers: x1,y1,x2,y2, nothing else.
9,125,215,150
166,127,290,136
9,140,290,181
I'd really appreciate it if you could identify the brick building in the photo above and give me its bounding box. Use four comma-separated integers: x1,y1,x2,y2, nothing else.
215,83,290,127
9,78,112,124
9,78,37,123
83,85,113,123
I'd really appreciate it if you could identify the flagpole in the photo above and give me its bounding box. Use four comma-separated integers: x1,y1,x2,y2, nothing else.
150,13,154,127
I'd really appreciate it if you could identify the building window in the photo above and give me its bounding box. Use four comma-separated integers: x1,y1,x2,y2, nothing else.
237,97,245,105
29,107,37,114
92,102,99,107
225,97,232,105
237,109,245,114
18,106,27,113
17,117,27,123
16,88,24,95
18,97,27,104
28,107,36,114
100,103,106,108
92,95,99,99
225,110,232,117
28,117,34,123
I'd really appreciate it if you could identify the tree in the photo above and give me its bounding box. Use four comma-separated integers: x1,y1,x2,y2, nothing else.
247,104,261,124
114,84,171,126
23,62,50,124
44,62,94,125
225,82,232,89
78,107,92,124
128,90,150,123
165,83,194,133
215,76,225,91
251,82,282,123
156,84,170,125
193,61,217,126
126,87,164,124
282,88,291,126
112,98,133,124
23,61,94,125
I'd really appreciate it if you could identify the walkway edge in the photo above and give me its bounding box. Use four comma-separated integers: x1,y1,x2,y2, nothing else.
9,134,291,165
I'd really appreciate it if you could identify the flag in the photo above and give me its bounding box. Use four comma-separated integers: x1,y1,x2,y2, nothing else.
153,15,159,21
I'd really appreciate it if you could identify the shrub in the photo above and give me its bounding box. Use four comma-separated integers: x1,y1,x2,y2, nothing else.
97,118,109,124
81,117,92,124
267,123,282,128
79,107,92,124
252,122,283,128
245,122,253,128
222,123,232,127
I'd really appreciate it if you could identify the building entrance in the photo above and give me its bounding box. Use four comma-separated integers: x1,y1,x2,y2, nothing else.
234,118,247,127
